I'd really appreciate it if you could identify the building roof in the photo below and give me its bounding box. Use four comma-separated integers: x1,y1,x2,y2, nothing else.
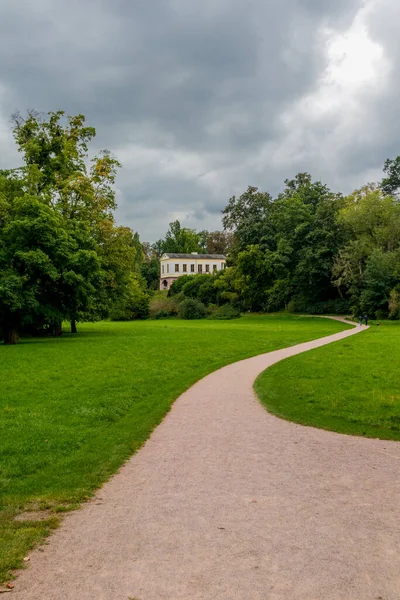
161,253,226,260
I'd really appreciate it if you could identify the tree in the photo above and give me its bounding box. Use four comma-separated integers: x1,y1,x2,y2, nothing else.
141,242,160,290
359,249,400,316
1,110,146,342
95,220,144,320
153,220,205,255
222,186,273,253
205,230,235,255
222,175,345,311
0,193,103,342
381,156,400,197
333,185,400,313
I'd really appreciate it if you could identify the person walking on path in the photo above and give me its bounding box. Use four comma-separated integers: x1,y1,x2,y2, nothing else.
364,314,369,326
358,314,363,326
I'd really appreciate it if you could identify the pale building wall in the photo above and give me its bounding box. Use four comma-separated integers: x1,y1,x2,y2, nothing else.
159,255,226,290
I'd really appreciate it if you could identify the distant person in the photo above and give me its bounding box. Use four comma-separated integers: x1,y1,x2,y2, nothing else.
358,314,363,326
364,314,369,326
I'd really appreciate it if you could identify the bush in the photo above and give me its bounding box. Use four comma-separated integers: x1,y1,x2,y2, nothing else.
168,275,194,297
389,287,400,320
208,303,241,320
374,309,388,320
296,298,350,315
154,309,172,320
110,280,149,321
149,295,178,319
177,298,206,320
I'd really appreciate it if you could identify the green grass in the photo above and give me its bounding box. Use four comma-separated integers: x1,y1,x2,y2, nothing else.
0,314,348,582
255,320,400,441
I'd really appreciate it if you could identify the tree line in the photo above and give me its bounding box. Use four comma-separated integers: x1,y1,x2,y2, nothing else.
159,172,400,319
2,110,400,343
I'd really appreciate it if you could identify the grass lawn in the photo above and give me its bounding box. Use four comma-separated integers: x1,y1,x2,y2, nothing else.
255,320,400,442
0,314,349,582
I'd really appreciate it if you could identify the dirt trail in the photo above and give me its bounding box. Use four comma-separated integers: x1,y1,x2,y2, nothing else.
12,319,400,600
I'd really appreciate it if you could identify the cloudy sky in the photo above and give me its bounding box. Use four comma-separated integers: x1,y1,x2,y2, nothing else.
0,0,398,240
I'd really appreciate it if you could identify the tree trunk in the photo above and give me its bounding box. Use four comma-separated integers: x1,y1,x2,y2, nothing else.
71,319,77,334
4,328,18,345
51,322,63,337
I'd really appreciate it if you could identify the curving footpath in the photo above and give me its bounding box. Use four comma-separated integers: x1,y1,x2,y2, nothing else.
12,319,400,600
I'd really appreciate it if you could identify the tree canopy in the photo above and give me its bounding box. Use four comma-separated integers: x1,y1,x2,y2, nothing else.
0,111,146,343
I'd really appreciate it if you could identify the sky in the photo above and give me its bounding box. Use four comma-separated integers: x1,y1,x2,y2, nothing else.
0,0,398,241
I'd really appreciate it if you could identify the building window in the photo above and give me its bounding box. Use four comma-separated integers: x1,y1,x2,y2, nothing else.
205,264,209,273
213,264,217,272
191,264,195,273
167,264,169,273
183,264,187,272
198,264,203,273
162,265,164,274
175,264,179,272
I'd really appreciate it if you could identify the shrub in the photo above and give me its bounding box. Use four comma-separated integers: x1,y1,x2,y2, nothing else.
168,275,193,297
177,298,206,320
154,309,172,320
149,295,178,319
110,280,149,321
208,303,241,320
374,309,387,320
198,278,218,306
389,287,400,320
288,298,351,315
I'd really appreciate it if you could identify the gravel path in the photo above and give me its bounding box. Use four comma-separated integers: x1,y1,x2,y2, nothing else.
12,319,400,600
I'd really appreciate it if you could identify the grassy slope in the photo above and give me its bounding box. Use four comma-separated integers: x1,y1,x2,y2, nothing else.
255,321,400,441
0,315,348,582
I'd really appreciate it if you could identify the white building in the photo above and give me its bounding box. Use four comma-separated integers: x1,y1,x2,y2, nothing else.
160,253,226,290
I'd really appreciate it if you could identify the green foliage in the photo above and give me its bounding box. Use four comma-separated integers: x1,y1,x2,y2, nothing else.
153,221,233,259
381,156,400,196
359,249,399,317
222,174,345,312
154,309,172,320
169,273,221,307
208,303,241,320
181,275,218,306
148,294,178,319
294,298,350,315
0,192,104,340
389,286,400,319
109,276,149,321
169,272,238,311
220,171,400,317
177,298,206,319
153,220,204,256
0,110,147,341
168,274,194,296
222,185,273,252
205,230,235,255
333,185,400,316
141,257,160,290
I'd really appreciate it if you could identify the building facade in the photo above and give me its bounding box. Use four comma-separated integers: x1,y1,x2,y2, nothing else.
160,253,226,290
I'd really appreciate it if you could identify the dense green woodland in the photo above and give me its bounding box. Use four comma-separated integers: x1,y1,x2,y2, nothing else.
1,110,400,343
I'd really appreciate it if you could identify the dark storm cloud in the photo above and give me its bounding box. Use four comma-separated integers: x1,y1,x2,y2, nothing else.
2,0,394,241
